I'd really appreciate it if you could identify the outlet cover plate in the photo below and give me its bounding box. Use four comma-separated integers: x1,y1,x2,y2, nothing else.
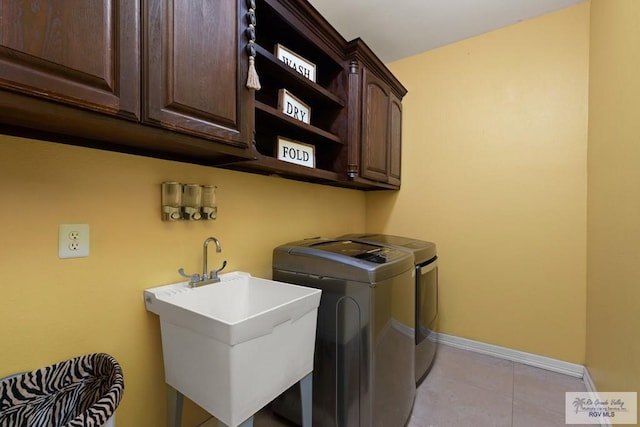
59,224,90,259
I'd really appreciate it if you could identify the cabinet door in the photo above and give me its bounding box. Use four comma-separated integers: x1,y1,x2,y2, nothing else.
144,0,252,147
0,0,139,119
388,92,402,186
360,68,390,183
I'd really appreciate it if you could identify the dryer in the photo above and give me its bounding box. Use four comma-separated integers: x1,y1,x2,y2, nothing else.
339,234,438,384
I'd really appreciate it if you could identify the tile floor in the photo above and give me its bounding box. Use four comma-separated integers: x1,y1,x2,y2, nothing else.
251,343,589,427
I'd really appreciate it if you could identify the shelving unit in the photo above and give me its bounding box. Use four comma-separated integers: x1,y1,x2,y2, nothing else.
255,101,342,145
224,0,350,183
254,45,344,108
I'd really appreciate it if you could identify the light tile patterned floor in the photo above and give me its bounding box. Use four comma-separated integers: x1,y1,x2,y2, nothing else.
249,343,589,426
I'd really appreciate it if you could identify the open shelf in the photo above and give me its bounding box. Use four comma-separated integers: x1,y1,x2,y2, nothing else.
255,101,343,145
221,0,352,186
255,45,345,108
229,154,342,183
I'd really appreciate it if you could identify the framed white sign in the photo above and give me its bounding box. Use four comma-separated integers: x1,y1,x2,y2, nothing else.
275,44,316,82
277,137,315,168
278,89,310,124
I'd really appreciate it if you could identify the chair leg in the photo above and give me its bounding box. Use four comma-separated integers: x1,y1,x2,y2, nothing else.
167,385,183,427
299,373,313,427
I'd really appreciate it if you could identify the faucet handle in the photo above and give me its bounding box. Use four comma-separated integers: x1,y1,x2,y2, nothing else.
178,268,201,286
210,260,227,281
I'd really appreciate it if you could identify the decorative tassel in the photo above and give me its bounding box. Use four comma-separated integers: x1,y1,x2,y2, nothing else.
245,6,260,90
246,55,261,90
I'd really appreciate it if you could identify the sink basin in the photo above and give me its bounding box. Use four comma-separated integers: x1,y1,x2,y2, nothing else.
144,271,321,427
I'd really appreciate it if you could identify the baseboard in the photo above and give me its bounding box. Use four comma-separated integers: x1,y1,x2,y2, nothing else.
434,332,585,378
582,367,612,427
583,365,598,394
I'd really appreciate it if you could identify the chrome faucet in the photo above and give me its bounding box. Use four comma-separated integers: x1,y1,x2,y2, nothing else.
178,237,227,287
203,237,226,282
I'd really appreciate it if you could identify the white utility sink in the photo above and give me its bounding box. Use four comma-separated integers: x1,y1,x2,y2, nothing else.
144,271,321,427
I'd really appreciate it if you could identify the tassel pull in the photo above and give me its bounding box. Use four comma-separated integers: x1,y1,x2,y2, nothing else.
244,6,260,90
246,41,260,90
246,56,261,90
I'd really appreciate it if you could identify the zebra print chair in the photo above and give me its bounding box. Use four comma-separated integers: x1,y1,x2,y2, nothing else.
0,353,124,427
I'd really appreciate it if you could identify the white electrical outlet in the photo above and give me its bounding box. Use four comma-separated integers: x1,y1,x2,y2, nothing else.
59,224,90,259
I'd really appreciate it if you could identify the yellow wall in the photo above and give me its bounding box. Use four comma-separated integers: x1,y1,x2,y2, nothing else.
586,0,640,397
6,1,639,424
0,135,365,426
367,3,590,363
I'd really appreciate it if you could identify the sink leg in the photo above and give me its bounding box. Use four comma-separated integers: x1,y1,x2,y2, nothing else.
300,372,313,427
218,416,253,427
167,385,184,427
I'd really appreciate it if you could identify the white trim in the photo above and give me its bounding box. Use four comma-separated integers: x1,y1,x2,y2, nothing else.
391,318,415,338
583,366,598,394
582,367,612,427
434,332,585,378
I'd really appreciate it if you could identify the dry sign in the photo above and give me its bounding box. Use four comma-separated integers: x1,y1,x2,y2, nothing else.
277,137,315,168
278,89,310,124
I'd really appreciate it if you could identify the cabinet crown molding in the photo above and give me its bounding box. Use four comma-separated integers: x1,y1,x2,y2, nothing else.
346,38,408,98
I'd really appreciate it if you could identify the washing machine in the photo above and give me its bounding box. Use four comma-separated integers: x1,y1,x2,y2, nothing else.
272,238,416,427
339,234,438,384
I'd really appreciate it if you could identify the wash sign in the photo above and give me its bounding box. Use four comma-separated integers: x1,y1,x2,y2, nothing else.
277,137,315,168
275,44,316,82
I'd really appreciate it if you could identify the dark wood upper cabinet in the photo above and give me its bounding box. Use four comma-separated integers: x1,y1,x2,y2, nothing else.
143,0,253,147
347,39,407,190
0,0,405,189
388,93,403,187
361,68,391,183
0,0,140,119
0,0,253,164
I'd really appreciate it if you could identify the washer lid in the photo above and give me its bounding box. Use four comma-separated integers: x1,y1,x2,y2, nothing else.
273,238,414,284
338,233,437,264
